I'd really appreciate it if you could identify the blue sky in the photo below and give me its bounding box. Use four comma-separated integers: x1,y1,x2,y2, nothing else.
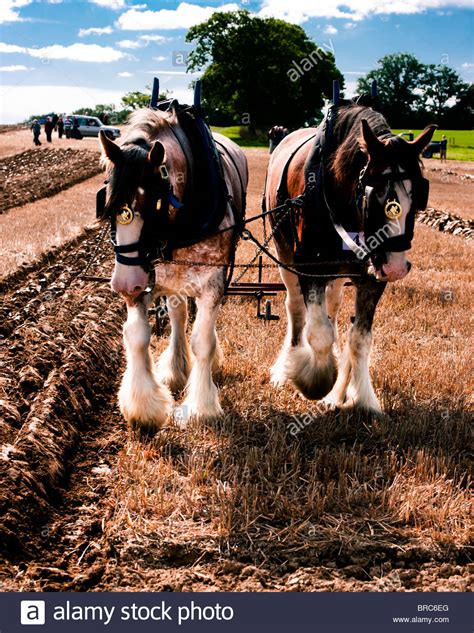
0,0,473,123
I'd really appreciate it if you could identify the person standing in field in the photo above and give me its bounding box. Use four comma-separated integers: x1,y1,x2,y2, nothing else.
44,116,54,143
72,116,81,139
268,125,287,153
440,135,448,162
31,119,41,146
57,116,64,139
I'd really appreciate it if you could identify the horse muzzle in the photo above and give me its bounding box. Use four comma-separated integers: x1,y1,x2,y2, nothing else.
375,257,412,282
111,264,150,302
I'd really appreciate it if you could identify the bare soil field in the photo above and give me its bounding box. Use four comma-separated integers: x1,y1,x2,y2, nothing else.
0,124,23,135
2,173,104,274
0,127,101,160
1,148,101,213
0,148,472,593
424,159,474,220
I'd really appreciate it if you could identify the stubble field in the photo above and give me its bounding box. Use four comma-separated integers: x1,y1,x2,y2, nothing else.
0,130,472,592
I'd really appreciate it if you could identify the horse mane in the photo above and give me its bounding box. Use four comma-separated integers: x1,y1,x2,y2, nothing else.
100,108,179,217
329,104,392,189
120,107,173,146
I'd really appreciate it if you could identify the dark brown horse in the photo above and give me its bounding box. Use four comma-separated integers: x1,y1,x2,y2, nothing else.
265,103,435,412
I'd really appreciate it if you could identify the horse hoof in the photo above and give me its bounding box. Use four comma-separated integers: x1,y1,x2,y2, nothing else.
155,366,187,394
321,394,344,410
292,364,337,400
270,358,289,387
155,348,190,394
176,398,223,424
118,372,173,432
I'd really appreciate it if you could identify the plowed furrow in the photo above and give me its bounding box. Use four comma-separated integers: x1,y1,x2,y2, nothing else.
0,226,124,553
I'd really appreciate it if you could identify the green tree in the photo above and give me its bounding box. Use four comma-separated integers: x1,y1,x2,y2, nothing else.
73,103,115,117
421,64,467,123
186,10,342,130
121,91,152,110
357,53,425,127
443,82,474,129
121,89,170,111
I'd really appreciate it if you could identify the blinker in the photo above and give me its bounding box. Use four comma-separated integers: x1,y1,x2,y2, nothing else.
414,176,429,210
96,185,107,219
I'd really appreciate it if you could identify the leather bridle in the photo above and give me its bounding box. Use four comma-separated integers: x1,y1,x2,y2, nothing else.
355,163,430,258
97,148,184,272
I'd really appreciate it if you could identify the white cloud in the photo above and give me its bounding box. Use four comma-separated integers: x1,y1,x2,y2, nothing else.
258,0,474,23
139,34,168,42
78,26,113,37
0,43,24,54
117,71,133,76
0,85,125,123
344,22,357,28
0,41,124,62
0,64,33,71
116,39,146,49
152,56,167,62
0,0,31,24
116,2,240,30
89,0,125,9
324,24,338,34
461,62,474,68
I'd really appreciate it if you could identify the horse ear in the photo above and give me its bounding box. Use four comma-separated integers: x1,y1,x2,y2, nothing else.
359,119,384,157
99,130,122,164
409,124,437,154
148,141,165,166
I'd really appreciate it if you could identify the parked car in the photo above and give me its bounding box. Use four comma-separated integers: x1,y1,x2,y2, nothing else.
64,115,120,140
422,141,442,158
398,131,442,158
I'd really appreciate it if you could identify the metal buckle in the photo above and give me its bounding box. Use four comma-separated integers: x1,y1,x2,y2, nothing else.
159,165,169,181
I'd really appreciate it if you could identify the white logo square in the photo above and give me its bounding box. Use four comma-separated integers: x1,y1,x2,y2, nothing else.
20,600,45,625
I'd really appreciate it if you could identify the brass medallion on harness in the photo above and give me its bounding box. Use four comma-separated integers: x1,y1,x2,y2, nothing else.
384,199,402,220
117,204,134,225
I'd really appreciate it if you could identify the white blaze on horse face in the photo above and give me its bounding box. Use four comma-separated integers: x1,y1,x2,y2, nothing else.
373,167,412,282
110,212,149,301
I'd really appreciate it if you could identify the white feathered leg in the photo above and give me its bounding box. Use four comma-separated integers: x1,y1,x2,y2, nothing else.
346,329,381,411
323,278,350,408
330,279,386,413
282,282,337,400
179,288,223,422
323,335,352,408
155,295,191,393
325,278,345,354
271,268,306,386
118,301,173,431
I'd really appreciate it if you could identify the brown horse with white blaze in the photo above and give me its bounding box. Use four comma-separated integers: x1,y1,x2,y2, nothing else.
265,103,435,412
99,106,248,430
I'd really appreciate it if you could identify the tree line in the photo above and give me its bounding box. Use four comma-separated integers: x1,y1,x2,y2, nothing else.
25,10,472,131
357,53,472,129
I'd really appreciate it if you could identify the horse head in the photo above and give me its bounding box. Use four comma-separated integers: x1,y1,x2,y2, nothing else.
99,122,183,304
359,120,436,282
